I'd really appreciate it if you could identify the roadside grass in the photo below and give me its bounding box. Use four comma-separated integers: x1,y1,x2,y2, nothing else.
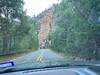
0,55,17,62
57,52,74,60
0,49,37,63
63,55,74,60
48,48,74,61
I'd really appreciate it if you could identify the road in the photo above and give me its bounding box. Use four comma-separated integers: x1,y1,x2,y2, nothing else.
12,49,65,66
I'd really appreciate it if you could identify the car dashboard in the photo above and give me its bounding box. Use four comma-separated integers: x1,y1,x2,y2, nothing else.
0,66,99,75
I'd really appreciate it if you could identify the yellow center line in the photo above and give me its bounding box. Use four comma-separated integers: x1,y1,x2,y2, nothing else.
36,51,44,62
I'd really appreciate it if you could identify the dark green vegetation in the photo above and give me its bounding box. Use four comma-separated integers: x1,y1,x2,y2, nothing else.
0,0,39,55
49,0,100,60
0,0,100,61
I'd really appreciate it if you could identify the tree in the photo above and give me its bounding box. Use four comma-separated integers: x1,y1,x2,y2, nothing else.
50,0,100,60
0,0,24,53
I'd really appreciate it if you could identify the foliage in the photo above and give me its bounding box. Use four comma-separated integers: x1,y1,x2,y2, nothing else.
0,0,39,54
49,0,100,60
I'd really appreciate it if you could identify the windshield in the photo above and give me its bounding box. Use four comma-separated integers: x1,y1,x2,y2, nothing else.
0,0,100,70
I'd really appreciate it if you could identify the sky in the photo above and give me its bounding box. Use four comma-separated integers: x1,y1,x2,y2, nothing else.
24,0,59,16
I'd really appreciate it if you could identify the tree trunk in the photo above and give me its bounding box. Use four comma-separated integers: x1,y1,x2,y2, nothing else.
93,39,99,60
2,33,12,54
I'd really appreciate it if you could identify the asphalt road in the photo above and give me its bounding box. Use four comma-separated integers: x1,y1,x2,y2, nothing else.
12,49,65,66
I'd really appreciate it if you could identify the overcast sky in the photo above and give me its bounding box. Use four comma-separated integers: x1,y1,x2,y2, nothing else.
24,0,59,16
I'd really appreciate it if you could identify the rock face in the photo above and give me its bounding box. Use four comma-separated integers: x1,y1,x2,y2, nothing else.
38,9,53,49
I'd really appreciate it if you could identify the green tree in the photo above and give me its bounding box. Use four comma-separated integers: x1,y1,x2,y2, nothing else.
50,0,100,60
0,0,24,53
